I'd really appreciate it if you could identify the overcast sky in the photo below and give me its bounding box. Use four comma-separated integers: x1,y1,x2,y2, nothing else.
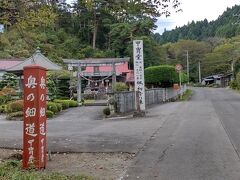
156,0,240,34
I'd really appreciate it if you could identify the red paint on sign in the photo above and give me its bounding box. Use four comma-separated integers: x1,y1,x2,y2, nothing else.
175,64,183,72
22,65,47,169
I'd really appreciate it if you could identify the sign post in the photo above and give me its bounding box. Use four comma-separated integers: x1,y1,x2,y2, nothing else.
133,40,145,111
175,64,183,100
23,65,47,169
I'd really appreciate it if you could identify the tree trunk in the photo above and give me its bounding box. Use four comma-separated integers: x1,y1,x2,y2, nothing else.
92,9,98,49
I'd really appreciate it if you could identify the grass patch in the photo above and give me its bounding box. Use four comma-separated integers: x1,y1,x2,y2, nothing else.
83,100,95,104
0,160,92,180
180,89,193,101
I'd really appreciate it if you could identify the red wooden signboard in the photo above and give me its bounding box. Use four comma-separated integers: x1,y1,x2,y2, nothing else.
23,65,47,169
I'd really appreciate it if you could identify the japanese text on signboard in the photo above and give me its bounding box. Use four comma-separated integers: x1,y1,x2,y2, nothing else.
133,40,145,111
23,66,46,169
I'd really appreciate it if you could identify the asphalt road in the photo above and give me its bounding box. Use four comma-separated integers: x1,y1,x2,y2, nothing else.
1,88,240,179
0,99,179,153
124,88,240,180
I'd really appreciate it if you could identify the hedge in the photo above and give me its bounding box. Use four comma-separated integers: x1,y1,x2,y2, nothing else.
53,100,68,109
112,82,128,92
47,102,58,114
53,99,78,109
55,103,63,112
66,100,78,107
145,65,188,87
0,87,14,105
0,105,6,113
5,100,24,113
46,110,54,118
6,111,24,120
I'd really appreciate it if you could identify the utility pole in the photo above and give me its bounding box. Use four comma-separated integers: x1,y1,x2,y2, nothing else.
186,50,189,84
231,59,236,79
198,61,202,83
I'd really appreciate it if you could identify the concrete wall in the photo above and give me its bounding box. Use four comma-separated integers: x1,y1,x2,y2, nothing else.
114,85,187,113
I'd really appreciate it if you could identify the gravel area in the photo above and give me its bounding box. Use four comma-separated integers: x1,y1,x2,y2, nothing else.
0,148,135,180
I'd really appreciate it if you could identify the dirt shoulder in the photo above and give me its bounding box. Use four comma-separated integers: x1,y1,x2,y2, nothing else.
0,148,135,180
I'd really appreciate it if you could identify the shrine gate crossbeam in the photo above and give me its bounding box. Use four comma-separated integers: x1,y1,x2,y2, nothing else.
63,58,130,105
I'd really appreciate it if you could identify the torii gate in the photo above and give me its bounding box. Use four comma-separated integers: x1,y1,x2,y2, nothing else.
63,58,130,105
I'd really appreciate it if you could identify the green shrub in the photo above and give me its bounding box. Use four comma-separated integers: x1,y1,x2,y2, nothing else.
181,89,193,101
230,80,239,90
103,107,110,116
47,70,71,99
61,101,69,109
0,95,8,105
55,103,62,112
6,111,24,120
53,99,69,109
236,72,240,89
5,100,24,113
47,102,58,114
1,87,16,95
0,105,6,113
66,100,78,107
112,82,128,92
0,87,14,105
46,110,54,118
47,77,57,100
53,99,78,109
145,65,188,87
0,73,18,89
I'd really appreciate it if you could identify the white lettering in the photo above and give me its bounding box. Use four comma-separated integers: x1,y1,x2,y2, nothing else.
26,93,35,101
40,107,45,118
40,122,46,135
40,76,46,89
40,94,45,102
25,123,37,137
25,75,37,88
25,107,36,118
28,139,35,163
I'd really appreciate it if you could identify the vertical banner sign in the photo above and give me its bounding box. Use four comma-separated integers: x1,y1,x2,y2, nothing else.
23,66,47,169
133,40,145,111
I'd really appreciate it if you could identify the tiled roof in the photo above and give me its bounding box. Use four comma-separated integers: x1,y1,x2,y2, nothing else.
7,50,62,72
0,60,22,70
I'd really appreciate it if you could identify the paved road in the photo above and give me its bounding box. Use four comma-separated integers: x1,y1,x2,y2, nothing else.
1,88,240,179
0,101,180,153
124,88,240,180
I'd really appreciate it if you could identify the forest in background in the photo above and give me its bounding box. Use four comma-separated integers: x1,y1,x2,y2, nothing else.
154,5,240,82
1,1,240,82
0,0,180,67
